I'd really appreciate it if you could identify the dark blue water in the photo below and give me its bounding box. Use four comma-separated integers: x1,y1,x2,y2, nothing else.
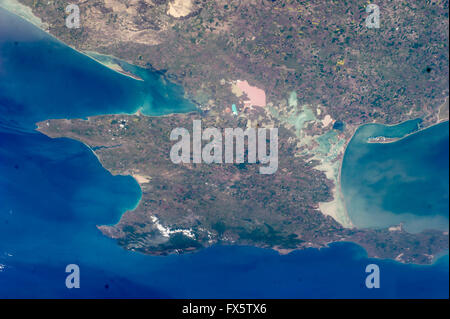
0,8,448,298
342,119,449,233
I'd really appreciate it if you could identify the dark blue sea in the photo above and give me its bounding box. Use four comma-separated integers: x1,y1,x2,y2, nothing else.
0,7,448,298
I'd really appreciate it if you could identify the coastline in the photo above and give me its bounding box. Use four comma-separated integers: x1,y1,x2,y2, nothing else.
364,118,449,145
341,118,449,233
16,0,448,265
315,125,358,228
1,1,449,300
0,0,48,29
37,121,146,228
34,115,449,265
317,157,353,228
332,119,449,227
84,51,145,82
0,4,145,83
8,0,445,231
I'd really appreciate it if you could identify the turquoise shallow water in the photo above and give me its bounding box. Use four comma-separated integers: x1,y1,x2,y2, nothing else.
342,119,449,233
0,8,195,132
0,7,448,298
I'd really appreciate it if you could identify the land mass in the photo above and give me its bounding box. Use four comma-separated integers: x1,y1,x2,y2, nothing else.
12,0,449,263
37,113,448,264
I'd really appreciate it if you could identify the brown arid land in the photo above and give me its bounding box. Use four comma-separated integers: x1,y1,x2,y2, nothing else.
8,0,449,263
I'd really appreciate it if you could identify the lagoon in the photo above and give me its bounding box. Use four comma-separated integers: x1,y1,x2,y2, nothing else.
0,7,195,132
